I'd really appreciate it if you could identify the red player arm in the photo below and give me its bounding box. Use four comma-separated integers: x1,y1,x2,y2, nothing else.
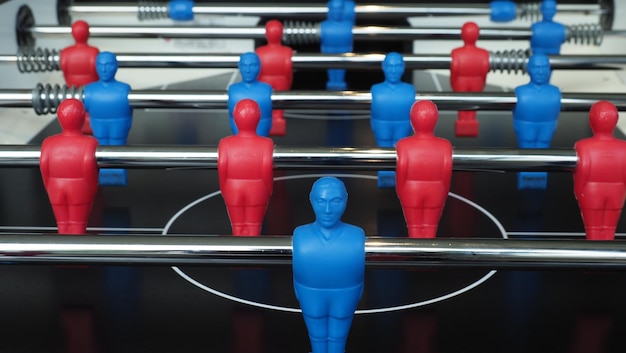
443,142,454,188
39,141,50,189
262,142,274,193
449,49,459,82
395,142,407,190
285,50,294,88
83,139,99,190
573,141,589,197
217,140,228,188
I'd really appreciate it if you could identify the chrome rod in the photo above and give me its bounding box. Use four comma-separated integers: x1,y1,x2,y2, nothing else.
26,25,533,41
5,88,626,112
0,234,624,269
0,145,578,171
67,3,606,18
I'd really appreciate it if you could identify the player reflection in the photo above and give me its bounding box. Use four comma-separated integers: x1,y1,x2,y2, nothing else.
574,100,626,240
396,100,452,238
228,52,273,137
83,51,132,186
256,20,293,136
321,0,353,91
370,52,415,187
219,99,274,236
450,21,490,137
513,54,561,189
530,0,566,55
293,177,365,353
40,99,98,234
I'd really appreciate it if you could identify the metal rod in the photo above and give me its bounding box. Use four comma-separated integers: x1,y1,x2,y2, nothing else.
26,25,533,41
0,145,578,172
67,3,606,19
6,88,626,112
0,234,624,269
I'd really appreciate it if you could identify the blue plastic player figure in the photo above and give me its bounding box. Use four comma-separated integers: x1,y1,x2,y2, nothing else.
169,0,194,21
370,52,415,188
228,52,273,137
530,0,566,55
513,54,561,189
83,52,132,186
292,177,365,353
321,0,353,91
489,1,517,22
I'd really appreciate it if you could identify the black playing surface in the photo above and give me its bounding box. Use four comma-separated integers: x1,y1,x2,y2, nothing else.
0,70,625,353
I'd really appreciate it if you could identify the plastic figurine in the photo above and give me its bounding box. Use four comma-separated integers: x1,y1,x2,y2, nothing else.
530,0,566,55
396,100,452,238
83,52,133,186
370,52,415,188
320,0,353,91
228,52,273,137
292,176,365,353
574,101,626,241
218,99,274,236
513,54,561,189
40,99,98,235
256,20,293,136
489,0,517,22
169,0,195,21
450,22,490,137
335,0,356,24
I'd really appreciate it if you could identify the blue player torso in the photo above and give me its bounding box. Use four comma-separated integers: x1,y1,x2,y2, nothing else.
531,21,566,55
321,20,353,53
84,81,131,120
514,84,561,123
371,82,415,122
293,223,365,289
228,82,273,135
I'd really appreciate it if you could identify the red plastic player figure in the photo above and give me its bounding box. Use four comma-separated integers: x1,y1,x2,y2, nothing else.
396,100,452,238
218,99,274,236
40,98,99,234
450,22,490,137
256,20,293,136
60,20,99,134
574,100,626,240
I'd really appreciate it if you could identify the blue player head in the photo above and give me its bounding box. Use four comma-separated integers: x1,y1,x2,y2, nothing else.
327,0,344,21
527,54,551,85
382,52,405,84
310,177,348,229
96,51,118,82
238,52,261,84
541,0,557,22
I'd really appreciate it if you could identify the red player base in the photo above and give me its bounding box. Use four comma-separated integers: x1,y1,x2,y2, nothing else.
270,116,286,136
82,113,93,135
455,119,479,137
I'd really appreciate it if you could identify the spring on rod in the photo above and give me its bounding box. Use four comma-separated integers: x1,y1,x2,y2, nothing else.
566,23,604,45
517,2,542,22
16,47,60,73
489,49,530,74
137,0,169,21
32,83,81,115
282,20,320,46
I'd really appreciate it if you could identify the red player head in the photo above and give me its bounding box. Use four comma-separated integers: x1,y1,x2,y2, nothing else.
71,20,90,44
410,100,439,135
589,100,618,136
234,99,261,134
461,22,480,45
57,98,86,133
265,20,284,45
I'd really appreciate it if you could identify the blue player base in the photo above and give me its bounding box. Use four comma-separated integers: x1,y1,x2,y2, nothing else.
377,171,396,188
518,172,547,190
326,81,347,91
99,169,127,187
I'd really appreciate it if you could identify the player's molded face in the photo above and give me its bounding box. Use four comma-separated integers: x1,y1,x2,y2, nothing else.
310,178,348,229
528,55,551,85
96,52,118,82
541,0,557,21
383,53,405,84
328,0,344,21
239,53,261,83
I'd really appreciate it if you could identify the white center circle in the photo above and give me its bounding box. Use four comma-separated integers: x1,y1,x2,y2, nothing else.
162,173,508,314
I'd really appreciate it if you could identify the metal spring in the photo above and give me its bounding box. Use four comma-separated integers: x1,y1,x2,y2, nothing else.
517,2,542,22
282,20,320,46
138,0,169,21
32,83,81,116
489,49,530,74
16,47,60,73
566,23,604,46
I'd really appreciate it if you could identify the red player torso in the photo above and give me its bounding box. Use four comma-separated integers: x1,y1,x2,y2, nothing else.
450,46,490,91
575,138,626,207
60,45,100,87
256,45,293,90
